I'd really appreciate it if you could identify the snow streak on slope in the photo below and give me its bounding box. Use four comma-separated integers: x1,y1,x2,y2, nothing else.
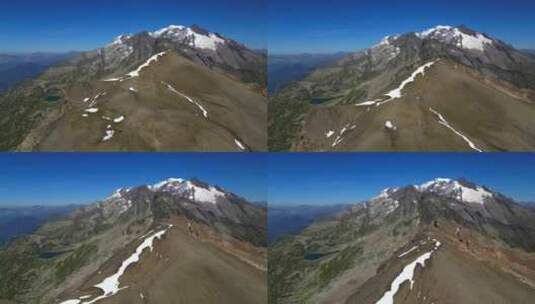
376,240,441,304
59,225,173,304
234,139,246,150
356,61,437,107
103,52,167,82
162,81,208,118
126,52,167,78
398,246,418,258
428,107,483,152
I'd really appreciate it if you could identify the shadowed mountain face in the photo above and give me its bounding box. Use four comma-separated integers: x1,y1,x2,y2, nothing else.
0,177,266,304
0,25,267,152
269,25,535,152
269,178,535,304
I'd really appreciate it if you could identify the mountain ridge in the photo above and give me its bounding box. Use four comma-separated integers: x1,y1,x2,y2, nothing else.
269,24,535,152
269,177,535,304
0,177,266,304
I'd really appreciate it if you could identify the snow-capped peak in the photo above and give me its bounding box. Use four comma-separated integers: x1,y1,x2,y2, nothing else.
109,34,132,46
416,178,492,205
416,25,493,51
149,24,225,51
375,35,399,47
150,177,185,190
374,187,399,200
149,178,225,204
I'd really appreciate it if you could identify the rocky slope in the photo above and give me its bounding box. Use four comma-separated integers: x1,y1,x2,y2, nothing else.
269,178,535,303
0,25,267,151
269,25,535,151
0,178,266,304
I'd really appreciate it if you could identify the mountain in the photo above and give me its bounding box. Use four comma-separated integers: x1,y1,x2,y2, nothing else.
269,178,535,303
268,204,350,244
0,177,266,304
268,53,350,95
0,53,76,93
0,24,267,152
269,25,535,151
0,205,79,247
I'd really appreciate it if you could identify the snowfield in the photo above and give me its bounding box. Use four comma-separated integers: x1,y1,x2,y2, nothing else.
417,177,492,204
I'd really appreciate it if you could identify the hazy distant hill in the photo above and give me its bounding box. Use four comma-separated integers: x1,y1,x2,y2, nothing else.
268,204,349,244
268,52,349,94
0,205,79,246
0,53,75,93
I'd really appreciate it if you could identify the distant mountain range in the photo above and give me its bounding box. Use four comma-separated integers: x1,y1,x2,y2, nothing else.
269,178,535,304
0,204,79,247
268,204,349,244
0,177,266,304
0,52,75,93
269,25,535,151
268,52,349,95
0,24,267,152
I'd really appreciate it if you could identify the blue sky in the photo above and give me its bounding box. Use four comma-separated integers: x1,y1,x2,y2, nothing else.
0,153,266,206
268,153,535,206
269,0,535,54
0,0,265,53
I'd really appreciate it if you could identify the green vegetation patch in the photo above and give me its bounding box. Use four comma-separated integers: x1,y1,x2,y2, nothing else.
55,243,97,283
0,251,42,299
268,88,310,151
316,245,362,288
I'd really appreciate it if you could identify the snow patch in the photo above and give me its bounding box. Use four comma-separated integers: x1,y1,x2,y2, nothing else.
113,116,125,123
398,246,418,258
234,139,246,151
384,120,397,131
162,82,208,118
429,107,483,152
325,130,335,138
376,250,435,304
129,87,137,92
127,51,167,78
102,129,115,141
358,61,437,107
85,108,99,113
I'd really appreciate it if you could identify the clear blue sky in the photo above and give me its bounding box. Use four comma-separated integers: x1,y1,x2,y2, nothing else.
0,0,265,53
0,153,266,206
268,153,535,206
269,0,535,54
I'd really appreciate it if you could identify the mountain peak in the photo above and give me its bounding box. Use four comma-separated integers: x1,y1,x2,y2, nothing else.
148,24,225,51
373,178,494,206
415,177,493,204
415,25,493,51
